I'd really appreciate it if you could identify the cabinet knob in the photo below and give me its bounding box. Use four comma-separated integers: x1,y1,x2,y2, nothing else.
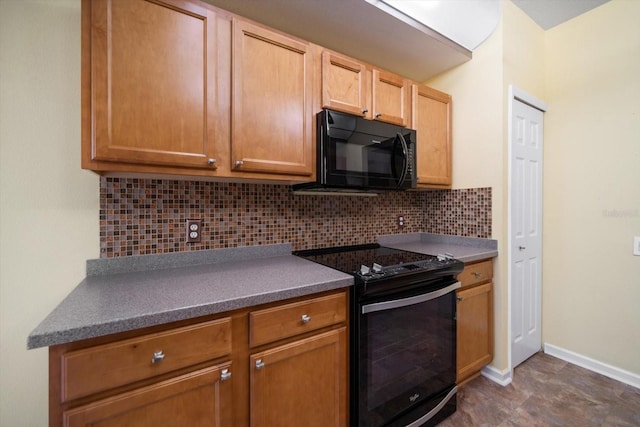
375,113,382,118
457,296,464,302
207,158,216,166
361,109,368,115
220,368,232,381
235,160,244,168
255,359,265,370
301,314,311,324
472,272,482,278
151,350,165,364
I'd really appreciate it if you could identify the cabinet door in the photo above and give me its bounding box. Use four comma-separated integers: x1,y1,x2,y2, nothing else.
321,51,370,118
412,84,452,187
457,283,493,383
371,69,409,126
232,19,313,176
63,364,232,427
90,0,219,169
250,328,347,427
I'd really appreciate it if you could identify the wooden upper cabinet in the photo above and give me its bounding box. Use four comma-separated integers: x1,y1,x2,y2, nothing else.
88,0,219,169
372,69,410,126
231,18,313,177
321,51,370,118
412,84,452,187
321,51,409,126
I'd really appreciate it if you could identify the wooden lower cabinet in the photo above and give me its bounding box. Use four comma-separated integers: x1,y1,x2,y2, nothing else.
456,260,494,384
63,364,232,427
50,290,348,427
249,328,347,427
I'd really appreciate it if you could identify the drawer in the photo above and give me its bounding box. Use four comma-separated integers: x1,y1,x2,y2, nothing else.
458,259,493,288
249,292,347,348
61,317,231,402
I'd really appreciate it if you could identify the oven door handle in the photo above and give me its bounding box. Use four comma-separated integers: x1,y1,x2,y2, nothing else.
362,281,461,314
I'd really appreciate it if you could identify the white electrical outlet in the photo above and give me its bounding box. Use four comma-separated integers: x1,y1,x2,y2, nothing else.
634,236,640,256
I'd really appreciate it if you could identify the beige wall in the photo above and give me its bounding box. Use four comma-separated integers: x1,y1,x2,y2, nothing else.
430,0,640,378
0,0,99,425
543,0,640,374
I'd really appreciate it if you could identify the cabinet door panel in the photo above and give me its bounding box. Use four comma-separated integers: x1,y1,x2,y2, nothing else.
322,51,369,118
64,364,232,427
250,328,347,427
232,19,312,176
372,69,408,126
457,283,493,382
412,84,452,187
91,0,218,168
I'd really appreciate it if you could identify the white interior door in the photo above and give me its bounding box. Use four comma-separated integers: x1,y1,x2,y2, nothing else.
509,89,545,369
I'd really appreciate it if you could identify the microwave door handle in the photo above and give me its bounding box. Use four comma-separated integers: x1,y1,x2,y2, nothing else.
396,132,409,187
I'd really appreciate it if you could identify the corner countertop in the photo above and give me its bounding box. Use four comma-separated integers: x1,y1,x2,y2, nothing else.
27,244,353,350
28,234,497,350
378,233,498,263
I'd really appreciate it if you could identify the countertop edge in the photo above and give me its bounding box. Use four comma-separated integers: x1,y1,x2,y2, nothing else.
27,275,353,349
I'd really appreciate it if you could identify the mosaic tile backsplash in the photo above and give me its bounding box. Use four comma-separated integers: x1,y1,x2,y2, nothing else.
100,178,491,258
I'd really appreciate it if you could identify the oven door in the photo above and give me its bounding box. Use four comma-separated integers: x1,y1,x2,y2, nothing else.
354,280,460,427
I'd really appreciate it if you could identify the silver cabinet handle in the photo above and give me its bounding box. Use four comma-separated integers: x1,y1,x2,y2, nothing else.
472,272,482,278
220,369,231,381
255,359,265,370
301,314,311,323
235,160,244,168
151,350,165,364
207,158,216,165
375,113,382,118
457,296,464,302
361,109,368,115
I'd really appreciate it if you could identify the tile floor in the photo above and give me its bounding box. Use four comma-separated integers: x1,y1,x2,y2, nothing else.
439,352,640,426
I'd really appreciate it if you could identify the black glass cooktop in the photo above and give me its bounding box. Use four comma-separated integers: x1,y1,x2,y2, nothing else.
294,244,462,282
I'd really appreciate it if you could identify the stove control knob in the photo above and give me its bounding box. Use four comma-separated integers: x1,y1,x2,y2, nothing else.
372,263,383,273
360,265,371,275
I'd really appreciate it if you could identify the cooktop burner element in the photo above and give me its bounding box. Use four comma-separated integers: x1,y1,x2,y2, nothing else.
294,244,462,283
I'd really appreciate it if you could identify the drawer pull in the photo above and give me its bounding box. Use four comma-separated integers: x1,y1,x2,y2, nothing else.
457,296,464,302
220,369,231,381
361,109,368,115
151,350,165,364
207,158,216,166
255,359,265,370
301,314,311,324
472,272,482,278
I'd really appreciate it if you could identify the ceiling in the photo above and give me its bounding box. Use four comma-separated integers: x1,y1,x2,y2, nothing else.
512,0,610,30
204,0,610,81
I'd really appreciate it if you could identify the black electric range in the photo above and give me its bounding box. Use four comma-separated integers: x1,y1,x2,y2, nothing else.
295,243,463,427
294,243,463,297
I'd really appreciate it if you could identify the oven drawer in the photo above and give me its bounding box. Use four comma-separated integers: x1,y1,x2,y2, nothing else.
249,292,347,348
61,317,232,402
458,260,493,288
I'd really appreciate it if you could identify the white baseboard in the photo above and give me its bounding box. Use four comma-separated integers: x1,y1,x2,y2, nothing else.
544,343,640,389
481,365,512,386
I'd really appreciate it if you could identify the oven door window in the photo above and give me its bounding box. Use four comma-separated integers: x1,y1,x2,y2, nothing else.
358,287,456,426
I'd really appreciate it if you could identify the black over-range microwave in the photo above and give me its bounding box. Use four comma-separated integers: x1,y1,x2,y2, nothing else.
293,109,417,193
